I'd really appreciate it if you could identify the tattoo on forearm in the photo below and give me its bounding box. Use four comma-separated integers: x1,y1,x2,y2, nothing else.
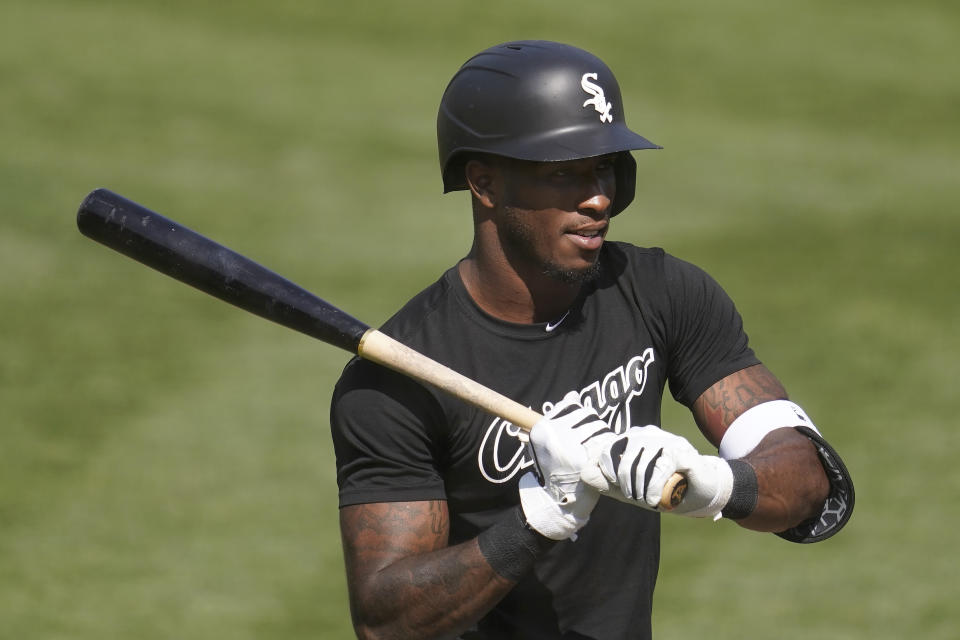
429,500,447,536
341,501,510,637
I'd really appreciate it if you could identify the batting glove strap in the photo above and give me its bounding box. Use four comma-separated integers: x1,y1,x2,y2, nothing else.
477,506,555,582
518,472,596,541
669,454,734,519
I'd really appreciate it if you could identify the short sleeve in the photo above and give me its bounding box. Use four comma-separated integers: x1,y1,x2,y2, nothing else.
330,358,448,507
662,255,760,407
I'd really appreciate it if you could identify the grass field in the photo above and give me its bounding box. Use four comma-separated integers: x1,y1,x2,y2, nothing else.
2,1,957,638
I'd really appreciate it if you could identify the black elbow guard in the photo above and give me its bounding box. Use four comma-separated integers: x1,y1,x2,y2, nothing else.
775,426,855,544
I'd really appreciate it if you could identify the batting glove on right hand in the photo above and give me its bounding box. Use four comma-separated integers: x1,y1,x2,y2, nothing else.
519,392,616,540
599,425,735,518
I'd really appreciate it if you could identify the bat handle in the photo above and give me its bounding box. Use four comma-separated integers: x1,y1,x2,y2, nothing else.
659,473,688,510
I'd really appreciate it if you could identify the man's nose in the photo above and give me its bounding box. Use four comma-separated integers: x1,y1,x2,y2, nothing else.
578,177,614,218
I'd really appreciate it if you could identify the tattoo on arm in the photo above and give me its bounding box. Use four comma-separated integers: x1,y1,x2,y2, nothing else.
693,364,787,443
429,500,446,536
340,500,513,638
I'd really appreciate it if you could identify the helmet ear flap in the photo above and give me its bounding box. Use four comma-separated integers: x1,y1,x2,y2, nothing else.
611,152,637,217
441,153,469,194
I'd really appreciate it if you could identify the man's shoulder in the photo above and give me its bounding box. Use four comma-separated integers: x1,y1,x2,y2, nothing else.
380,266,460,339
599,241,669,285
602,241,711,283
332,267,458,389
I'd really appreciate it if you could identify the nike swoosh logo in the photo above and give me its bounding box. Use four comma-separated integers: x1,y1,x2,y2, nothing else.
545,311,571,332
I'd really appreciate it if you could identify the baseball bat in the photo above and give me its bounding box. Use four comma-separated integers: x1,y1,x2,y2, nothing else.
76,188,687,509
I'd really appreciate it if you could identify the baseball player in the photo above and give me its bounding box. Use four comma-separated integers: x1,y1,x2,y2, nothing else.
330,40,854,640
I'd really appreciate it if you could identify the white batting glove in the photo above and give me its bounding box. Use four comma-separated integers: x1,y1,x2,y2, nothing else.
669,454,736,519
598,425,734,518
517,472,595,541
519,392,615,540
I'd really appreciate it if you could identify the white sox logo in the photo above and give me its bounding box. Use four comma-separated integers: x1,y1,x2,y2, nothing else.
581,73,613,123
477,348,656,483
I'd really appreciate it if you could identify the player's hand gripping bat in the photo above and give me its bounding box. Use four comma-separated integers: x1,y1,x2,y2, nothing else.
76,188,687,509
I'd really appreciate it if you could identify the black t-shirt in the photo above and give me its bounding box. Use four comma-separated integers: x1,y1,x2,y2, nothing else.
330,242,759,639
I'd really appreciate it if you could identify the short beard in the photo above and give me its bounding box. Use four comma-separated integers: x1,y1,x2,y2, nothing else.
542,260,602,284
500,205,602,285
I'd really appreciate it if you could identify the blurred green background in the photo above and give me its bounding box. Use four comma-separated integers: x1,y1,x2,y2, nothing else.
2,1,956,638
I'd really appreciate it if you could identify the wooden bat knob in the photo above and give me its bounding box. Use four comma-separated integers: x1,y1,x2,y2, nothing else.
659,473,688,510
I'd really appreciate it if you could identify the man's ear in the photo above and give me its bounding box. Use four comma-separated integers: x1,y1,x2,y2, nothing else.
465,158,497,209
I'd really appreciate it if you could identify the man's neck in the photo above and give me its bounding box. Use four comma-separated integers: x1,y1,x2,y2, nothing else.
457,257,582,324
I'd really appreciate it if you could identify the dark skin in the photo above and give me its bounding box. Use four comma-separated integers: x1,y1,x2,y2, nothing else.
339,155,830,639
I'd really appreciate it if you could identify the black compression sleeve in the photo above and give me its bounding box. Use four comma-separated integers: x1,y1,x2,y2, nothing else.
477,507,556,582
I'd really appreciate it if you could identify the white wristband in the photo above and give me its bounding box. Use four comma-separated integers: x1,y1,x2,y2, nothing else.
719,400,820,460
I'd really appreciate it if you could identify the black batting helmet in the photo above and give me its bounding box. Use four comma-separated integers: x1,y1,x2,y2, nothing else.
437,40,660,216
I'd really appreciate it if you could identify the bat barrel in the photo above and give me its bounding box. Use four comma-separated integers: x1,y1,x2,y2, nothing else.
77,188,370,353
